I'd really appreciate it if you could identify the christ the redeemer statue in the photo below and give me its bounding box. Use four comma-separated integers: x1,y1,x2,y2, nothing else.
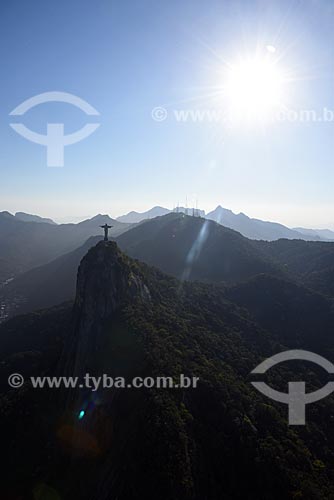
100,223,113,241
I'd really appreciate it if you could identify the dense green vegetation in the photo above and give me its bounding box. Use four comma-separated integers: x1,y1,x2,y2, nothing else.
256,239,334,299
1,242,334,499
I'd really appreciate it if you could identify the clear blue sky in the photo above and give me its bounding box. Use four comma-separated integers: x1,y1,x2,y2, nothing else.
1,0,334,227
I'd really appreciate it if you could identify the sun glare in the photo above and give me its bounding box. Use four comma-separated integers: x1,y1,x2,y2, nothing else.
224,53,286,123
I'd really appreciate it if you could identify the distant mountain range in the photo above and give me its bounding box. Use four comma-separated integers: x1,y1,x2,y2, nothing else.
0,236,102,319
116,205,333,242
3,212,334,322
205,206,324,241
0,213,279,319
14,212,56,224
116,206,205,223
116,206,171,223
4,206,334,247
0,206,333,286
0,211,132,277
293,227,334,240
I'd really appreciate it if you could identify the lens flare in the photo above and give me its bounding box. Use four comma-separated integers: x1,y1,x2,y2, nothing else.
225,54,286,123
78,410,85,420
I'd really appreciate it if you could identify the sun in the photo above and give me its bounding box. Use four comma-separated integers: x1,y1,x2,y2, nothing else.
224,52,286,123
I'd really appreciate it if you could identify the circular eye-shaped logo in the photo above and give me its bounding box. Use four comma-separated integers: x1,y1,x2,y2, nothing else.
9,91,100,167
251,350,334,425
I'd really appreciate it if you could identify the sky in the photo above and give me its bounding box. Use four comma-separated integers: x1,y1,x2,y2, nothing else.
1,0,334,227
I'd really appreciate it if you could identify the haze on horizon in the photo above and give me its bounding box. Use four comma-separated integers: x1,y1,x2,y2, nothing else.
1,203,333,232
1,0,334,229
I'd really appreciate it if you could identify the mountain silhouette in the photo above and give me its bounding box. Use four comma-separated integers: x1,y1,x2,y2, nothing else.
206,205,321,241
116,205,171,223
3,213,334,322
0,236,102,319
0,212,132,278
116,206,205,223
1,214,279,320
14,212,56,224
294,227,334,241
115,204,332,241
117,213,280,282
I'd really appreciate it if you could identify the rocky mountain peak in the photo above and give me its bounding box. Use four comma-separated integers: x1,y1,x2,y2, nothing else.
75,240,150,322
66,241,150,375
